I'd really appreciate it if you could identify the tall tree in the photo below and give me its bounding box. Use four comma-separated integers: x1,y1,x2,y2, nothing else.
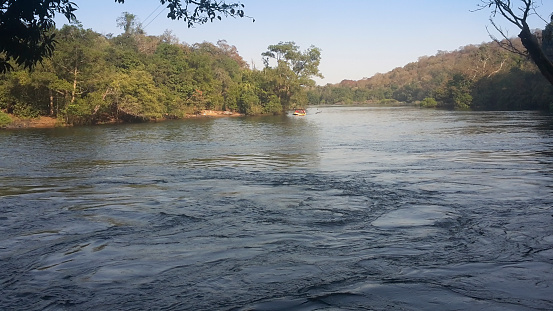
262,42,323,84
480,0,553,86
117,12,142,35
0,0,248,73
262,42,323,110
52,25,112,123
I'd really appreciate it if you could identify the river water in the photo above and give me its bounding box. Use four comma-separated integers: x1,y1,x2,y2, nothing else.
1,106,553,310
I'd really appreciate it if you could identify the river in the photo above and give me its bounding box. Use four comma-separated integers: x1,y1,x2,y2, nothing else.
1,106,553,310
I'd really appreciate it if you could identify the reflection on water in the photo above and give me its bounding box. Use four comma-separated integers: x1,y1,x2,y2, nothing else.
1,107,553,310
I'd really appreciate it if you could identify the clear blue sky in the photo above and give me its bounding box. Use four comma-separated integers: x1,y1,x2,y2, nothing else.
55,0,553,85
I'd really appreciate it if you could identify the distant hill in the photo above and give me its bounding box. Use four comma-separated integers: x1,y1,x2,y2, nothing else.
307,39,553,110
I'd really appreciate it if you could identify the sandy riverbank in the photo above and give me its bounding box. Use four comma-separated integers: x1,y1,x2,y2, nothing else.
1,110,244,129
2,115,60,129
192,110,243,118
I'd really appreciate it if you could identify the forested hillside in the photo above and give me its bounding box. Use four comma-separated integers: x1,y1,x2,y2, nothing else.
0,20,320,126
307,39,553,110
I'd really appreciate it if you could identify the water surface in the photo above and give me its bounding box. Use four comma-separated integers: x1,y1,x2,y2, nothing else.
1,106,553,310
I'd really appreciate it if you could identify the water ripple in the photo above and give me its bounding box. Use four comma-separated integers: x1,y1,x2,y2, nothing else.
1,107,553,310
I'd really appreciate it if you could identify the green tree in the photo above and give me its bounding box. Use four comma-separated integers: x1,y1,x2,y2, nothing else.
108,70,165,121
237,83,261,115
261,42,322,111
51,25,110,123
0,1,76,73
0,110,11,127
436,74,473,109
4,71,47,117
420,97,438,108
117,12,143,35
0,0,248,73
262,42,323,85
1,12,290,123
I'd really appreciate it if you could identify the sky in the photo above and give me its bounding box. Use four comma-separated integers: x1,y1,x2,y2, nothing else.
54,0,553,85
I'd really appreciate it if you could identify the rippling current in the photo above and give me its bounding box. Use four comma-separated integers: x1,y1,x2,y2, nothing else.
1,106,553,310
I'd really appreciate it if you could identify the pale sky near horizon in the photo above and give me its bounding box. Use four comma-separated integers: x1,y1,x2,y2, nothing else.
55,1,553,85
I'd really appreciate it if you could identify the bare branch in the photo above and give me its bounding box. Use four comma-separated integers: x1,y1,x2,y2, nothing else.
479,0,553,85
488,59,507,77
487,20,528,56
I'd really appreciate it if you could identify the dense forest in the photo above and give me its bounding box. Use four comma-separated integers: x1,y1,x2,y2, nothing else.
2,16,553,128
307,37,553,110
0,16,321,126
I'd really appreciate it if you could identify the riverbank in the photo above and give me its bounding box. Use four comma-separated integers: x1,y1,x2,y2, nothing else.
1,115,60,129
0,110,244,129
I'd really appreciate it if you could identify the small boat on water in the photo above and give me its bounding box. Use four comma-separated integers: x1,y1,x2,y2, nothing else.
293,109,306,116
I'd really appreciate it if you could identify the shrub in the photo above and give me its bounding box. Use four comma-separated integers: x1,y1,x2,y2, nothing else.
13,104,40,118
0,111,12,127
420,97,438,108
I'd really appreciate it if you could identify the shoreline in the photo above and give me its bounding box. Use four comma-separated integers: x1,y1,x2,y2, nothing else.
1,110,244,130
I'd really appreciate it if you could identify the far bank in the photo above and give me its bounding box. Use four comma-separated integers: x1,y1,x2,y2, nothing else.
0,110,244,130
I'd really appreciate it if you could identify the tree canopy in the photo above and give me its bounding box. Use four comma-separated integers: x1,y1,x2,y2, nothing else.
261,42,323,109
0,0,247,73
0,22,321,125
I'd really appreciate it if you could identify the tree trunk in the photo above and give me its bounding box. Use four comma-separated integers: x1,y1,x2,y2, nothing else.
71,66,78,105
519,26,553,86
49,89,54,116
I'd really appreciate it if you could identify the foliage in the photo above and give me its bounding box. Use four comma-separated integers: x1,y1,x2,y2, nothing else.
420,97,438,108
0,23,319,124
438,74,473,109
308,39,553,110
238,85,261,115
117,12,143,35
0,0,77,73
123,0,249,27
0,0,248,73
261,41,323,111
0,111,11,127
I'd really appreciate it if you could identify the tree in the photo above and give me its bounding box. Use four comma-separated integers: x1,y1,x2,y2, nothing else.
262,42,323,110
0,0,248,73
53,25,112,123
117,12,143,35
262,42,323,85
0,0,76,73
420,97,438,108
480,0,553,86
109,69,165,121
445,73,473,109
